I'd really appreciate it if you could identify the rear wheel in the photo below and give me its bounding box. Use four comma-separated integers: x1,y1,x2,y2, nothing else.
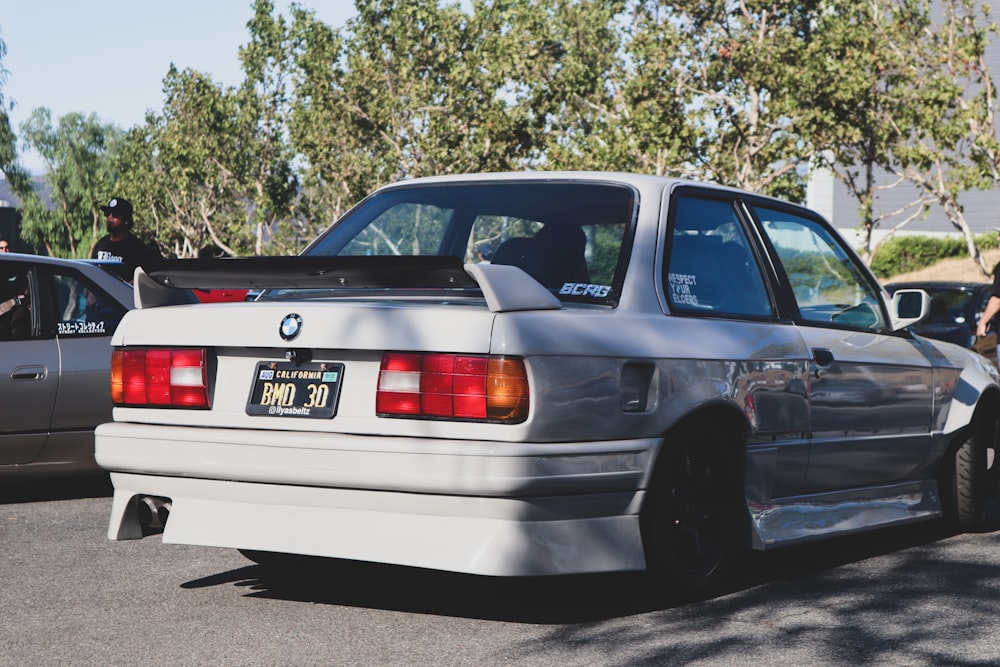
640,426,741,597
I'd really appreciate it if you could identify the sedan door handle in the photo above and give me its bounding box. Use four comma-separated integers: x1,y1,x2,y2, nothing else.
11,365,47,381
812,348,835,375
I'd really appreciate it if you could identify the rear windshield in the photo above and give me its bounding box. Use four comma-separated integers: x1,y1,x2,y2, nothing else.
304,181,636,304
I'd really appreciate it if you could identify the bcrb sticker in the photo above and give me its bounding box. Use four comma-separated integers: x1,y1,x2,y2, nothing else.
559,283,611,298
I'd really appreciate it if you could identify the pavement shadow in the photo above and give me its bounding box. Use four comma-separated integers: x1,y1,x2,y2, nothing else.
182,506,992,624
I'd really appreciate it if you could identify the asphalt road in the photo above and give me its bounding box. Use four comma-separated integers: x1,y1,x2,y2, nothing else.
2,475,1000,666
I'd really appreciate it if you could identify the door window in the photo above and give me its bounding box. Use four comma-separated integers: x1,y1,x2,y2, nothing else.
0,269,32,339
52,272,126,337
666,195,772,317
753,206,886,332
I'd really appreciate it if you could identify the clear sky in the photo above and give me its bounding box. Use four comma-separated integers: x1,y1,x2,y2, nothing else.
0,1,357,174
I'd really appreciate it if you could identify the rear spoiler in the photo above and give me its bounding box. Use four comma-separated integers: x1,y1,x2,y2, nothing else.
133,256,561,313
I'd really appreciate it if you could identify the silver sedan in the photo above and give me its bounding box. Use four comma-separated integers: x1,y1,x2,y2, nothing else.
95,173,1000,598
1,254,133,476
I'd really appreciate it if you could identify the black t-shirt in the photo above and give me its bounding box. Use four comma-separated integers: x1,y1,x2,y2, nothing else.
992,262,1000,298
92,234,160,276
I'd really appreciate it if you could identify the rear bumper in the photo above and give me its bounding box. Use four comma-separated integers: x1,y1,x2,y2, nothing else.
97,422,658,576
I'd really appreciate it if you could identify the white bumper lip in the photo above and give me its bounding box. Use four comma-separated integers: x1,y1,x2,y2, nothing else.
98,422,658,576
95,421,658,497
106,473,648,576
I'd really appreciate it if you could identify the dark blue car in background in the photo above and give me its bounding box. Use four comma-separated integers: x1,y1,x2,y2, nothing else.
885,281,997,366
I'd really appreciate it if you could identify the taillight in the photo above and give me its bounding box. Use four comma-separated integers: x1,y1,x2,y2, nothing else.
111,348,210,408
377,352,528,422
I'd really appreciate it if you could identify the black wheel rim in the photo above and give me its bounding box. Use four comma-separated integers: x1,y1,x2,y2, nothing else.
662,443,729,579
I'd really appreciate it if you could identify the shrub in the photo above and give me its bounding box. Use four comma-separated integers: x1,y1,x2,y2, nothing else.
868,234,994,278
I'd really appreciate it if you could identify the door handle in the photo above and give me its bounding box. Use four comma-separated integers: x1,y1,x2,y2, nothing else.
812,348,834,377
11,365,47,381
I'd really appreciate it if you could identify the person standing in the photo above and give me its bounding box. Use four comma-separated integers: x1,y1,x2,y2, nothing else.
0,238,11,252
92,197,160,277
976,227,1000,338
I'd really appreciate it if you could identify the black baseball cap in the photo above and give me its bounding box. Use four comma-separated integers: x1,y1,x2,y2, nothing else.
100,197,133,221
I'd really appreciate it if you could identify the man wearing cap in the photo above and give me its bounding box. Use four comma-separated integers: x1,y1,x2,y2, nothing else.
976,227,1000,338
92,196,160,278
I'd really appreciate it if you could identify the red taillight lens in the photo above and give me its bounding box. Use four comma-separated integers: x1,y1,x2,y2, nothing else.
110,348,210,409
377,352,528,422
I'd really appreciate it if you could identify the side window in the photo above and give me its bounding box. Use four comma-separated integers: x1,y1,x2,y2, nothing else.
666,195,773,317
753,206,886,332
0,269,33,339
52,273,126,337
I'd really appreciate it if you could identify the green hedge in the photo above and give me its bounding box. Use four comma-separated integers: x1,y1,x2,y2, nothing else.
867,234,995,278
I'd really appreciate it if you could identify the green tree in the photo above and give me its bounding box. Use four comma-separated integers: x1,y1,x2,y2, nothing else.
886,0,998,275
117,32,299,259
581,1,702,176
286,0,546,236
797,0,935,261
798,0,996,268
0,35,33,207
17,108,121,257
655,0,820,200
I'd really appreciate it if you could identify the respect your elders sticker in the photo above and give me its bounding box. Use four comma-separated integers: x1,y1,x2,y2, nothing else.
667,273,699,305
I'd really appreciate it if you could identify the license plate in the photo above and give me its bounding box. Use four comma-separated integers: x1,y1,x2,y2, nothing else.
246,361,344,419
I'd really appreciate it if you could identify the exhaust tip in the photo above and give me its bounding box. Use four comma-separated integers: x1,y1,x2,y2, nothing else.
135,495,171,533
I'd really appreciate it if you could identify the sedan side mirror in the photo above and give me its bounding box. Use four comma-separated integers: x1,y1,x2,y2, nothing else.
890,288,931,331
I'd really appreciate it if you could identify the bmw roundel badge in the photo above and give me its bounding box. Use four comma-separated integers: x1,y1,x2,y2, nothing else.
279,313,303,341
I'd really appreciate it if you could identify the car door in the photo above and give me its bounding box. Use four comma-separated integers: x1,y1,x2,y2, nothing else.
665,190,811,498
749,203,935,494
44,266,128,447
0,264,60,464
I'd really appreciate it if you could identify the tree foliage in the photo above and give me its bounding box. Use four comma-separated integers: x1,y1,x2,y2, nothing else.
17,109,121,257
4,0,1000,272
0,34,34,207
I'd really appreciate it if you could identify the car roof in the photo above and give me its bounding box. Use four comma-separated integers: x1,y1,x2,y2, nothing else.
373,171,798,206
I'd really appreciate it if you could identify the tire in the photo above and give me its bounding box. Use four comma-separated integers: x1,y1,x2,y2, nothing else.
944,416,995,531
640,426,741,598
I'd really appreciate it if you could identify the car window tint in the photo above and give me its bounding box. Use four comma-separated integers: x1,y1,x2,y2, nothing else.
666,196,772,317
923,287,975,325
754,206,887,332
52,273,126,337
0,269,32,339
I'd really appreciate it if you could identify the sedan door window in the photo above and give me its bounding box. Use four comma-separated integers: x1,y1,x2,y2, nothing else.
666,195,773,318
53,273,127,337
754,208,886,332
0,269,32,339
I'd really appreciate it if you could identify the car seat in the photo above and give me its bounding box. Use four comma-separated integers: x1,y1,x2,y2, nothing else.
491,236,544,283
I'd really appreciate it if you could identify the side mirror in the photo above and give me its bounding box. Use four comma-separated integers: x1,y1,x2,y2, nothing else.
890,288,930,331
